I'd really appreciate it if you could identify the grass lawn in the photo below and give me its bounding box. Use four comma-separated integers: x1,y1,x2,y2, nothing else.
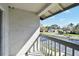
40,32,55,36
41,32,79,37
64,34,79,37
41,32,79,40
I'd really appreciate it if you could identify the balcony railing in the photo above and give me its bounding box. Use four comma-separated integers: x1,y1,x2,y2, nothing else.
25,34,79,56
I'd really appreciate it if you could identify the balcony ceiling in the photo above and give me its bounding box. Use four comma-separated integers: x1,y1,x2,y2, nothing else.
9,3,78,20
39,3,78,20
9,3,48,13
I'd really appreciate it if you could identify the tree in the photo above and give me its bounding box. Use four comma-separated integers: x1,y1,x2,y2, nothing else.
58,30,64,34
68,23,74,27
51,24,60,29
74,23,79,34
62,23,74,34
67,23,74,32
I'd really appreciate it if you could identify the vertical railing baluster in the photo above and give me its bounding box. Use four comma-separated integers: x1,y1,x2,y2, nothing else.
42,40,43,53
45,41,47,56
43,40,45,55
50,40,52,56
54,41,56,56
42,41,44,54
48,39,49,56
46,40,47,56
43,40,44,54
65,46,67,56
37,39,38,51
49,40,50,56
40,38,42,52
41,40,43,52
43,40,45,54
44,40,46,55
44,40,45,55
49,40,51,56
72,48,75,56
28,50,31,53
33,44,35,52
43,41,45,55
59,43,61,56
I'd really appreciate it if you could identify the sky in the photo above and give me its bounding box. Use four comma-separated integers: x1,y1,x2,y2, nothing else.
40,5,79,28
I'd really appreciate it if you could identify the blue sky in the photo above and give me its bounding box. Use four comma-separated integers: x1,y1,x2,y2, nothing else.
40,6,79,28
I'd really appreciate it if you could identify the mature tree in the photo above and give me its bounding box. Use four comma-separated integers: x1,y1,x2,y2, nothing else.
50,24,60,29
67,23,74,31
68,23,74,27
74,23,79,34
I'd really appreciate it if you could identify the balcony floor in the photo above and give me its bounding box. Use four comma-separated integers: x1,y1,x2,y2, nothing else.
28,51,44,56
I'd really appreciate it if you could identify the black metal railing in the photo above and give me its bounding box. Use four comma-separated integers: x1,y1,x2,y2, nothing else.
40,34,79,56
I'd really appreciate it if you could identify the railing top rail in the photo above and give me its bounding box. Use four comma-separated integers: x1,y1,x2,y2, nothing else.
40,34,79,51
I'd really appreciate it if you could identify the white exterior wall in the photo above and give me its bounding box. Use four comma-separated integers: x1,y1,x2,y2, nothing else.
0,4,9,56
17,27,40,56
9,8,40,56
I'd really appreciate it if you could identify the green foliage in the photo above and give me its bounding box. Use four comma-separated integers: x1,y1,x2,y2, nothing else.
58,30,64,34
41,23,79,34
51,24,60,29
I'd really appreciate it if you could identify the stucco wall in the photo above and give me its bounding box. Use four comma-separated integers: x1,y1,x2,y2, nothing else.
9,8,40,55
